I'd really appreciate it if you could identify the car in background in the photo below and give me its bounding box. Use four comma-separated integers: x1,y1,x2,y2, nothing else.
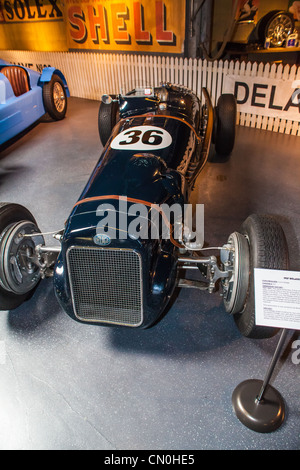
250,9,296,47
0,59,69,145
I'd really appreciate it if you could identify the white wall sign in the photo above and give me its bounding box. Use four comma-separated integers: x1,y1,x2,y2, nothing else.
254,268,300,330
223,75,300,122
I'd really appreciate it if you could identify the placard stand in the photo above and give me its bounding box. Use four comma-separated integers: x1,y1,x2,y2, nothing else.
232,328,288,433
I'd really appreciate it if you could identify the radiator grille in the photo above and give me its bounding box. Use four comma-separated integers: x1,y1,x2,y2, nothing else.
67,246,143,326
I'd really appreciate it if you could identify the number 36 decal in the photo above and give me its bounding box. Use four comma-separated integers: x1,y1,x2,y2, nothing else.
111,126,172,151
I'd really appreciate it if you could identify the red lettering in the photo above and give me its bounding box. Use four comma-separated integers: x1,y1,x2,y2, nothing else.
68,6,87,44
111,3,131,44
133,1,151,44
156,1,174,44
87,5,109,44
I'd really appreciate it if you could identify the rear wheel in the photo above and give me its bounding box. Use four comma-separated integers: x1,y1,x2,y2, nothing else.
0,203,44,310
43,74,67,121
223,214,289,339
98,97,119,146
213,94,236,158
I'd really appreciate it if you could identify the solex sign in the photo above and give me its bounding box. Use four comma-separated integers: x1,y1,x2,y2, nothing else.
223,75,300,122
1,0,63,21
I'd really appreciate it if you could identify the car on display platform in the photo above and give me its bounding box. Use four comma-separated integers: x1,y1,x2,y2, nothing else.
0,59,69,145
0,83,289,339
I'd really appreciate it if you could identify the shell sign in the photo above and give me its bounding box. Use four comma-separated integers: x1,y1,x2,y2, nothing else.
0,0,186,54
66,0,186,53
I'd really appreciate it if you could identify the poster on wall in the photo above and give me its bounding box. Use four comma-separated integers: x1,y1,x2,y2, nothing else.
0,0,186,54
65,0,186,53
0,0,64,22
236,0,259,23
0,0,67,51
288,1,300,20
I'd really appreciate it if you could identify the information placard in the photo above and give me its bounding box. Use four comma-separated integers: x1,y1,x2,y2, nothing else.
254,268,300,330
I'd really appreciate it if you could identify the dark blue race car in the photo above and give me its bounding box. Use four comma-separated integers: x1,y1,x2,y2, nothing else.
0,59,69,145
0,82,289,340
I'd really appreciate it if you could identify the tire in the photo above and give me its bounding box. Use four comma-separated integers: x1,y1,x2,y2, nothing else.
0,203,43,311
43,74,67,121
214,94,236,157
98,98,119,146
233,214,289,339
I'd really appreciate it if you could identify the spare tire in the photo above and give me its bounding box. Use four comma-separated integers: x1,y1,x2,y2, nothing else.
257,10,294,47
43,74,67,120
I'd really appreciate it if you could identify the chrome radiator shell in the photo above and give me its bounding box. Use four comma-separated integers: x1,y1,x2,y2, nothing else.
66,246,143,327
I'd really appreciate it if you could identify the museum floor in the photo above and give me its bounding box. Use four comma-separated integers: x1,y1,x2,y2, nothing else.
0,97,299,450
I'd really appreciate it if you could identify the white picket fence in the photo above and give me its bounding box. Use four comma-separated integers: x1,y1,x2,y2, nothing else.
1,49,299,136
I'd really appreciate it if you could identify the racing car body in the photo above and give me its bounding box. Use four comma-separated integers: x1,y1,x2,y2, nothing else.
55,85,210,329
0,59,69,145
0,83,289,339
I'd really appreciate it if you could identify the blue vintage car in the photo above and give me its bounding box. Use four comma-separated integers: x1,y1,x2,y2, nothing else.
0,59,69,145
0,83,289,339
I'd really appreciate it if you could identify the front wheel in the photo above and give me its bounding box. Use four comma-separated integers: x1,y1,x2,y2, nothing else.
0,203,44,311
223,214,289,339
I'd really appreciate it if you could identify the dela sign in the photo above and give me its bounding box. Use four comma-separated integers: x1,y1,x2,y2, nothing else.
223,75,300,122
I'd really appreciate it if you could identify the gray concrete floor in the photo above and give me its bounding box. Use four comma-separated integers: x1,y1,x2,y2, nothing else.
0,97,299,450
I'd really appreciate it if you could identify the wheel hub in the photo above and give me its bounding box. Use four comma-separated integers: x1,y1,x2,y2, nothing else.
0,221,44,294
222,231,250,314
53,82,65,113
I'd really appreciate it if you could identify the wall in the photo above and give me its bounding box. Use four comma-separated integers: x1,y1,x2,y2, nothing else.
0,0,186,54
211,0,296,51
1,49,299,135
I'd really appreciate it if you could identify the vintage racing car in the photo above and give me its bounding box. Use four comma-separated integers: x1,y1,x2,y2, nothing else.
0,83,289,339
0,59,69,145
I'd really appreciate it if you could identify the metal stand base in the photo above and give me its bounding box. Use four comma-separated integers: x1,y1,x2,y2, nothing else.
232,379,285,433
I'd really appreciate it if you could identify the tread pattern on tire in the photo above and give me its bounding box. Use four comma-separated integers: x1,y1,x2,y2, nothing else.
98,99,119,147
214,94,236,157
234,214,289,339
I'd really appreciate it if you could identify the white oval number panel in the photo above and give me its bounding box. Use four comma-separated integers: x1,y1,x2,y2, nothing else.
111,126,172,151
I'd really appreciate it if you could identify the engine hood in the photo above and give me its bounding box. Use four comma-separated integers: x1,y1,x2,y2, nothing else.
54,196,179,330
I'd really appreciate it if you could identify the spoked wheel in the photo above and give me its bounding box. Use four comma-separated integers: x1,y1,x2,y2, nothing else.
222,214,289,339
0,203,44,310
213,94,236,158
265,12,294,47
256,10,295,48
98,96,119,147
43,74,67,120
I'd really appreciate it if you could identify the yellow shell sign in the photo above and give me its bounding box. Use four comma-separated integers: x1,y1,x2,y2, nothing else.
0,0,186,54
66,0,186,53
